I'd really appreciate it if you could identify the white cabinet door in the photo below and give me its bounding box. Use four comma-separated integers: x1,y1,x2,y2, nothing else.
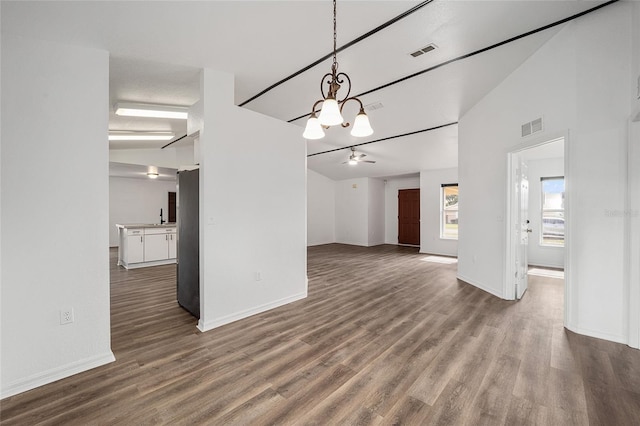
168,233,177,259
145,234,169,262
127,234,144,263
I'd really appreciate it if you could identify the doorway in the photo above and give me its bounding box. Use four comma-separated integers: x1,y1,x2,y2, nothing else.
506,136,566,301
168,191,176,223
398,189,420,245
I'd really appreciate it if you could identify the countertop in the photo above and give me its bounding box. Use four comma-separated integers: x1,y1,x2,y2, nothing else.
116,223,176,229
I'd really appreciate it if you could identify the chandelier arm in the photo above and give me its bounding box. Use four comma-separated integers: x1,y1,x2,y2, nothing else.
338,97,366,128
339,96,365,112
319,72,334,99
310,99,325,116
335,72,351,103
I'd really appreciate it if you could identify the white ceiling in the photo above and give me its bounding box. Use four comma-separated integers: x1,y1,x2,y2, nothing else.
1,1,609,180
109,162,178,182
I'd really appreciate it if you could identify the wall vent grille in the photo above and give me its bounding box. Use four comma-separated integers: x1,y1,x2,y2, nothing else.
521,117,543,137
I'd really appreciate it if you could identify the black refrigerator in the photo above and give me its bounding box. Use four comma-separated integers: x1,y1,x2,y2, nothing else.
177,168,199,318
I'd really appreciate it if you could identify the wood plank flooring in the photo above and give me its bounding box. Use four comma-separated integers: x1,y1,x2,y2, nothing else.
2,244,639,425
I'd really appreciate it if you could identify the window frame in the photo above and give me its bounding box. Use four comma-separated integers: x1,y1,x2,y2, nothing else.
440,183,459,240
540,176,565,247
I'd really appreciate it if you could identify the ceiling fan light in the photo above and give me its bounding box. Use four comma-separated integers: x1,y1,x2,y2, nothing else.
303,115,325,140
348,159,358,166
318,98,344,126
350,111,374,137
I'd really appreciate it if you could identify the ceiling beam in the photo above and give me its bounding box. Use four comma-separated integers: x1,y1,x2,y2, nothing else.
307,121,458,157
290,0,620,123
238,0,435,107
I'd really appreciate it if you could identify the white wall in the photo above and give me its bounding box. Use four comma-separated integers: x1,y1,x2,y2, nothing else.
307,169,335,246
458,3,631,343
334,177,385,247
633,1,640,115
1,36,113,397
109,145,195,170
420,168,458,257
197,69,307,332
384,176,420,244
335,177,369,246
368,178,385,246
627,1,640,349
526,158,564,268
109,177,177,247
628,0,640,351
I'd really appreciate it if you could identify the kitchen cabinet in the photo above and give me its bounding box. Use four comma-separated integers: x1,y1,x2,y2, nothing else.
168,233,177,259
144,227,177,262
126,229,144,264
144,234,170,262
116,224,176,269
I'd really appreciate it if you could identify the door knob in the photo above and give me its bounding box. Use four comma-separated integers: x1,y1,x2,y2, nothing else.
526,228,533,233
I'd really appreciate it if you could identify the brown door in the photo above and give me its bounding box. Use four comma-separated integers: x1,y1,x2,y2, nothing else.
168,192,176,223
398,189,420,245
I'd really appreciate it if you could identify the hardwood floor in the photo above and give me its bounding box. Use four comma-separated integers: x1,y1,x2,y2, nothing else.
2,244,639,425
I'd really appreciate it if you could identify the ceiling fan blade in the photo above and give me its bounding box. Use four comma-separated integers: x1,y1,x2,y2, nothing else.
361,160,376,163
355,153,366,159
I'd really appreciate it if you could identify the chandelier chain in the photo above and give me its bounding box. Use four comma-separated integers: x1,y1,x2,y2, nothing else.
332,0,337,70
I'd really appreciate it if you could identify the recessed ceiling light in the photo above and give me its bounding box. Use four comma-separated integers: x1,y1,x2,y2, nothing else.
147,172,159,179
108,131,175,141
114,102,189,120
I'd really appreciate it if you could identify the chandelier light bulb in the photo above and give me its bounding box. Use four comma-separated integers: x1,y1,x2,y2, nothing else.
317,98,344,126
350,110,374,137
303,115,325,140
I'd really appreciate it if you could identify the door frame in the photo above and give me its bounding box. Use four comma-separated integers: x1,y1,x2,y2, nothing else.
627,117,640,349
505,132,569,321
510,158,529,299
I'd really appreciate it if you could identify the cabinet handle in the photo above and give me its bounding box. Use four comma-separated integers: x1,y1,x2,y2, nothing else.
140,236,143,243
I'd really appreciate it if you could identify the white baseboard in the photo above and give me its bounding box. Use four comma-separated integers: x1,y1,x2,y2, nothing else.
197,291,308,332
456,274,506,299
307,240,336,247
419,249,458,257
565,322,627,345
528,261,564,269
1,351,115,399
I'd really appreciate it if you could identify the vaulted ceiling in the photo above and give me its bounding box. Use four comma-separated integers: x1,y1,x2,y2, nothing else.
2,1,611,180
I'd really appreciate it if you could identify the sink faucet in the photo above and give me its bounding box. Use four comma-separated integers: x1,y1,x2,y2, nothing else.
160,208,165,224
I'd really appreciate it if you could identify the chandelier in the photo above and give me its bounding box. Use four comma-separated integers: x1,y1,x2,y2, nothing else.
303,0,373,140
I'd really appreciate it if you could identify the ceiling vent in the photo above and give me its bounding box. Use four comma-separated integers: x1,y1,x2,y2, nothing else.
521,117,543,137
365,102,384,112
409,43,437,58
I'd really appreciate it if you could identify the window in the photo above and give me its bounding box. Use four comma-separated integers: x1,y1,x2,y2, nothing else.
441,184,458,239
541,176,564,246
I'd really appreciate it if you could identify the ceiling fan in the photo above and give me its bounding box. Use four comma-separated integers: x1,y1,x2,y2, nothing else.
343,147,376,166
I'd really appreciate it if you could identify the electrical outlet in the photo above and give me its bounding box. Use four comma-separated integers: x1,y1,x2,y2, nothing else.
255,271,262,281
60,308,74,325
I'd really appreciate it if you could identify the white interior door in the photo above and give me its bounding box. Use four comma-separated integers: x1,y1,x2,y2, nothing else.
516,160,530,299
